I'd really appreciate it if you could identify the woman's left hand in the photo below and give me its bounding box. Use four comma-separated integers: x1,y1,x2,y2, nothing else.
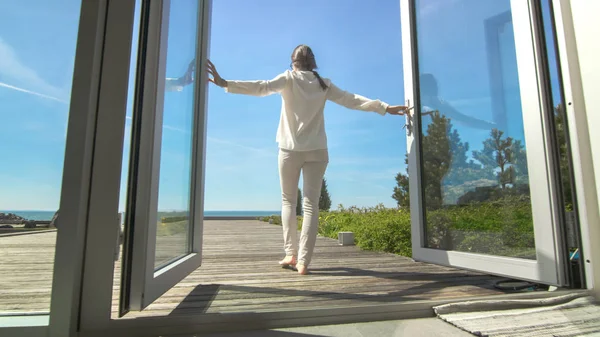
207,59,227,87
386,105,412,115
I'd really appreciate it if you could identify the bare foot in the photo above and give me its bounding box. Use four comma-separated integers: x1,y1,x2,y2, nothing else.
279,256,296,267
297,264,308,275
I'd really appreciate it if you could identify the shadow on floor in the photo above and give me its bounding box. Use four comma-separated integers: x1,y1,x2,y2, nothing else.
202,331,326,337
307,266,483,279
170,267,501,316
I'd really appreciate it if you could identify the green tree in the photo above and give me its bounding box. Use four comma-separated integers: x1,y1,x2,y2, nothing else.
421,112,453,209
472,128,515,189
392,153,410,207
297,188,303,216
442,118,494,204
319,178,332,211
444,127,491,183
392,112,466,208
511,139,528,184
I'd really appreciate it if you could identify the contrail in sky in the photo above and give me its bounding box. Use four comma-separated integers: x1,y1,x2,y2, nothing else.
0,81,68,104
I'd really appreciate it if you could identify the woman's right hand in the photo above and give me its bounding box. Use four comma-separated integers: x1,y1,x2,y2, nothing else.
207,59,227,87
386,105,412,115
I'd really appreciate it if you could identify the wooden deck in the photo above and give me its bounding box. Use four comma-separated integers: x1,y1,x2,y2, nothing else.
0,220,510,317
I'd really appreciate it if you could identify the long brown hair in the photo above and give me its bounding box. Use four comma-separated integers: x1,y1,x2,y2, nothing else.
291,44,328,90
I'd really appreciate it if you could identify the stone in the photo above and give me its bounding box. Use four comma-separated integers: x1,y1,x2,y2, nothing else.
23,220,37,229
0,212,26,223
338,232,355,246
49,210,59,229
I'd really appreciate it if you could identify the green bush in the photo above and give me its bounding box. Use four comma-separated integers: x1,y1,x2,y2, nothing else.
262,197,535,259
425,195,535,257
259,215,283,225
315,204,412,257
161,216,189,223
156,220,188,236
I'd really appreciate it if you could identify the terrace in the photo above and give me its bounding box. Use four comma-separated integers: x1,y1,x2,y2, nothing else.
0,219,563,319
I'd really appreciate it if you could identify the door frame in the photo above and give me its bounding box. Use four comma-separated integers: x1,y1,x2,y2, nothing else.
74,0,213,332
69,0,598,336
75,0,138,332
5,0,596,336
401,0,567,285
0,1,121,336
551,0,599,292
49,0,131,334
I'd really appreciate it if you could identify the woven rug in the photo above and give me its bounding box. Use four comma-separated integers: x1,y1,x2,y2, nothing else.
433,293,600,337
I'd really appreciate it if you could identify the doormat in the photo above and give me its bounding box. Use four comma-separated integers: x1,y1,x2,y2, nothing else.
433,293,600,337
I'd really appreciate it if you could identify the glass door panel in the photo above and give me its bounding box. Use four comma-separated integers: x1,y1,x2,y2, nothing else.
401,0,565,285
0,0,82,318
153,0,198,269
121,0,211,312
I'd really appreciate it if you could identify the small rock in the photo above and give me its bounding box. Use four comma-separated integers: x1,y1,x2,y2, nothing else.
24,220,37,229
0,212,26,223
49,210,59,229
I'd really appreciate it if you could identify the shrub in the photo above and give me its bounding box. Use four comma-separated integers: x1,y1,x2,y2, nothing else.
315,204,412,257
425,195,535,257
259,215,282,225
161,216,189,223
262,197,534,259
156,220,188,236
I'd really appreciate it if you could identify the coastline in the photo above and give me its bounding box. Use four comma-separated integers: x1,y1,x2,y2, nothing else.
1,210,281,222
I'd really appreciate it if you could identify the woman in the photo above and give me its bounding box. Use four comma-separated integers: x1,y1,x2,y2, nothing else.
207,45,409,275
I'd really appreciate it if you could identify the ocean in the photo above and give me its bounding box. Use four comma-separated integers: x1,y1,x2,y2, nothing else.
2,210,281,221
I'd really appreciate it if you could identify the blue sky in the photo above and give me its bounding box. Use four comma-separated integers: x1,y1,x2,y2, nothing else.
202,0,406,211
0,0,560,212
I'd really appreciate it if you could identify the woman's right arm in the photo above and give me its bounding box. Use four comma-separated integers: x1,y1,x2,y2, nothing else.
207,59,287,97
224,73,288,97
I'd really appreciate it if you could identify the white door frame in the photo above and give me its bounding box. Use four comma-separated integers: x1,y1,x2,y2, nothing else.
551,0,599,292
401,0,566,285
5,1,598,337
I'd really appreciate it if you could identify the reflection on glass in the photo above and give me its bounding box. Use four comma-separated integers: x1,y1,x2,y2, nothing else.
414,0,535,259
0,0,82,313
154,0,199,268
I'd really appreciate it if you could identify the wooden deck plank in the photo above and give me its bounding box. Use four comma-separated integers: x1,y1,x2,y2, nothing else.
0,220,509,317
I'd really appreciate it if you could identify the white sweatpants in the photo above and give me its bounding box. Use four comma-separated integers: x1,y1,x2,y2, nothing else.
278,148,328,267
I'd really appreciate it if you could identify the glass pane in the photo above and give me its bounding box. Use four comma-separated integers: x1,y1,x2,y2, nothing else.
0,0,82,314
154,0,199,268
414,0,535,259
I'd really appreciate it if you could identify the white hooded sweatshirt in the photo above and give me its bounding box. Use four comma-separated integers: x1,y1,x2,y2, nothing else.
225,70,389,151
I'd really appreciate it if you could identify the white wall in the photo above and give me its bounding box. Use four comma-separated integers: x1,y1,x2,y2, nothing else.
568,0,600,298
